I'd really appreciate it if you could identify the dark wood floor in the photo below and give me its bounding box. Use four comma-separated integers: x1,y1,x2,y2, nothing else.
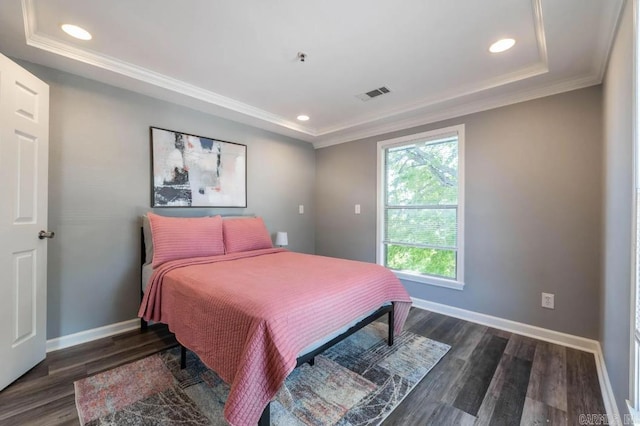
383,309,605,425
0,308,605,425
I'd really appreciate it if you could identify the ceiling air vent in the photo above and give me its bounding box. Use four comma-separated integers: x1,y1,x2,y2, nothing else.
356,86,391,101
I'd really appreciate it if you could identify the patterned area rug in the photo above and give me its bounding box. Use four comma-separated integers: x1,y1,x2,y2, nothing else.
74,322,449,425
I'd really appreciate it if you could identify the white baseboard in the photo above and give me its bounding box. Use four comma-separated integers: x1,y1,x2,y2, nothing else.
410,297,621,423
43,300,622,424
593,346,623,425
46,318,140,353
410,297,599,351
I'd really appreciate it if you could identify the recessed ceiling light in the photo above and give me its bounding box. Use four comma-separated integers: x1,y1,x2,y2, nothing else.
61,24,92,40
297,115,310,121
489,38,515,53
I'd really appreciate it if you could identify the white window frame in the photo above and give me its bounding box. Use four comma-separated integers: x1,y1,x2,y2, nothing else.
630,0,640,420
376,124,465,291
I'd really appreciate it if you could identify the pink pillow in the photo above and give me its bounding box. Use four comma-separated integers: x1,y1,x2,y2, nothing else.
223,217,273,254
148,213,225,267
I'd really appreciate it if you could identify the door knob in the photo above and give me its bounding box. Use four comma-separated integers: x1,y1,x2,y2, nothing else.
38,230,55,239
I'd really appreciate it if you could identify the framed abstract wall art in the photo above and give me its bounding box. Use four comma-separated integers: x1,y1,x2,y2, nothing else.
150,127,247,207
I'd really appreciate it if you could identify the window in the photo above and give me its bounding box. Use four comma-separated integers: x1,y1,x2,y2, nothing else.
632,0,640,418
377,125,464,290
632,108,640,420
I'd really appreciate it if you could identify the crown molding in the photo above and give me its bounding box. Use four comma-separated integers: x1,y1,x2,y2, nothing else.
312,72,601,149
20,0,618,147
532,0,549,67
20,0,36,41
316,0,550,137
594,0,627,82
20,0,551,141
316,63,549,137
20,0,317,137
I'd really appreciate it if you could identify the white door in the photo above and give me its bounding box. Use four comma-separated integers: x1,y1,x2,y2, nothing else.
0,53,49,391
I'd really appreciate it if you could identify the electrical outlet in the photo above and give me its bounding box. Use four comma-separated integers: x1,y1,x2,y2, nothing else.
355,204,361,214
299,205,304,214
541,292,555,309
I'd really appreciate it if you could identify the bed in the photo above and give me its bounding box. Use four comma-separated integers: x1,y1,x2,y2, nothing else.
138,213,412,425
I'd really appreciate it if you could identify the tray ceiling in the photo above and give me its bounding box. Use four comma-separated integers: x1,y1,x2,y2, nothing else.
0,0,624,147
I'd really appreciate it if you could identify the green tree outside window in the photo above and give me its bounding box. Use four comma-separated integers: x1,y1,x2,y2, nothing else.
383,137,459,279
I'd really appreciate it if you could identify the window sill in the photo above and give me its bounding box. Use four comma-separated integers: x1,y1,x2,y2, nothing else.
392,271,465,291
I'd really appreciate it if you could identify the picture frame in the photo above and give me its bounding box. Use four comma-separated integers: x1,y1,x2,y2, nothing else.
150,127,247,207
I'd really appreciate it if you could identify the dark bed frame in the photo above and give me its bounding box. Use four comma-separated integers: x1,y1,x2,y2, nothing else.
139,227,395,426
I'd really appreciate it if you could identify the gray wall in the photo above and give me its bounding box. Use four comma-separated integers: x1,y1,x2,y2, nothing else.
18,61,316,339
601,0,633,416
316,86,603,339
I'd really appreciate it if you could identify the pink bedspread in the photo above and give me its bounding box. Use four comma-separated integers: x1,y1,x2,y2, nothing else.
138,248,411,426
